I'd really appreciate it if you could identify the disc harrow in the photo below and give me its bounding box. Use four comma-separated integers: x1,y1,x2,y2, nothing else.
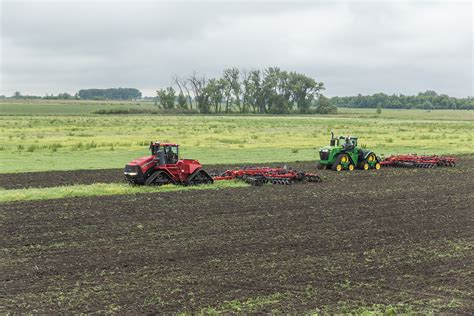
212,166,322,186
380,154,456,169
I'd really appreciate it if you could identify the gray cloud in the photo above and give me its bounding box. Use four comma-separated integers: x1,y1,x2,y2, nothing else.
1,0,472,97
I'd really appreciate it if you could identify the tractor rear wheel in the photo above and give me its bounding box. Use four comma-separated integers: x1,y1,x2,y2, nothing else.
367,154,376,163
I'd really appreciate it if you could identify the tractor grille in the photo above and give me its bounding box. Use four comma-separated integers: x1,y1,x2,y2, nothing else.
319,150,329,161
124,164,137,173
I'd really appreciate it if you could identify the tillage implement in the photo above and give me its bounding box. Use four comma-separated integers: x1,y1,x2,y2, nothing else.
380,154,456,168
212,166,322,186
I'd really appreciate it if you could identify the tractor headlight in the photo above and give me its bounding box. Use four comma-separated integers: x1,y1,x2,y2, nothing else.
124,164,139,176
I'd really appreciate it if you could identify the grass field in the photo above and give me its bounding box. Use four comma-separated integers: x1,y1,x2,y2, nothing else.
0,181,247,203
0,100,473,173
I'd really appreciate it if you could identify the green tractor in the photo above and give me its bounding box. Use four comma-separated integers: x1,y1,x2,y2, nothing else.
317,132,381,171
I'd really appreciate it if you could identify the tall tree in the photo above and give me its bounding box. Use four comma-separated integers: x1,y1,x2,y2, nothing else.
156,87,176,109
288,72,324,113
205,78,224,113
188,72,211,113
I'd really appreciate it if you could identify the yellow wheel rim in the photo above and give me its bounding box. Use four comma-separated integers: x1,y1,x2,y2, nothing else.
375,163,381,170
368,155,375,162
341,155,348,163
363,163,369,170
336,164,342,171
349,164,354,171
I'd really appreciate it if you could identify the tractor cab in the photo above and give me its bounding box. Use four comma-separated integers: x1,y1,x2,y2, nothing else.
149,142,179,165
329,133,357,150
342,136,357,150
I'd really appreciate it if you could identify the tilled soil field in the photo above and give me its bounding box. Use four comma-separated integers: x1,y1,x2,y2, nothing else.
1,157,473,313
0,162,317,189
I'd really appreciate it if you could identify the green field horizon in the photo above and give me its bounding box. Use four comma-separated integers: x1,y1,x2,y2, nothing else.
1,101,473,173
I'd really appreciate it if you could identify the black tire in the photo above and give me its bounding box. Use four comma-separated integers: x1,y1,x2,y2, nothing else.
145,171,171,186
317,162,326,170
186,169,214,186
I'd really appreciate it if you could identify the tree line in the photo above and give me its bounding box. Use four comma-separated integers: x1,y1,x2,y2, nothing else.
156,67,335,114
6,88,142,101
78,88,142,100
330,90,473,110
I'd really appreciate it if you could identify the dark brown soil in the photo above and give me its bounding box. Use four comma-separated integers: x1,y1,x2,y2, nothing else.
1,157,473,313
0,156,467,190
0,168,123,189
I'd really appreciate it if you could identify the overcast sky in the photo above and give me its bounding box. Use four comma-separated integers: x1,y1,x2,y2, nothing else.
1,0,472,97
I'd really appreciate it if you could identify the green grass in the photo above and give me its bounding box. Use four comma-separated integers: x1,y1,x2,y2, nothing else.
0,102,473,173
0,99,158,115
0,181,248,203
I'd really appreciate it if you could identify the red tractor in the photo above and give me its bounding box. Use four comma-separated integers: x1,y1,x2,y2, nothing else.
124,142,213,186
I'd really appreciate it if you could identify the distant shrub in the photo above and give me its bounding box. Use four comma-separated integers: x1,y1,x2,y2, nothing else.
92,108,158,115
26,144,39,152
92,108,199,115
49,143,63,152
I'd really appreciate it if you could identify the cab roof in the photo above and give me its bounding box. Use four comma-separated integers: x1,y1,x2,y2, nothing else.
151,142,179,147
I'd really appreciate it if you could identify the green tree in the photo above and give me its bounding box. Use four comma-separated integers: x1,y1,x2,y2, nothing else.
205,78,224,113
288,72,324,113
177,92,187,109
316,94,337,114
156,87,176,109
376,105,382,114
188,72,211,113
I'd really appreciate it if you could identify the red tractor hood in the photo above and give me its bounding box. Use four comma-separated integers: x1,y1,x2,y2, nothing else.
127,155,155,172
